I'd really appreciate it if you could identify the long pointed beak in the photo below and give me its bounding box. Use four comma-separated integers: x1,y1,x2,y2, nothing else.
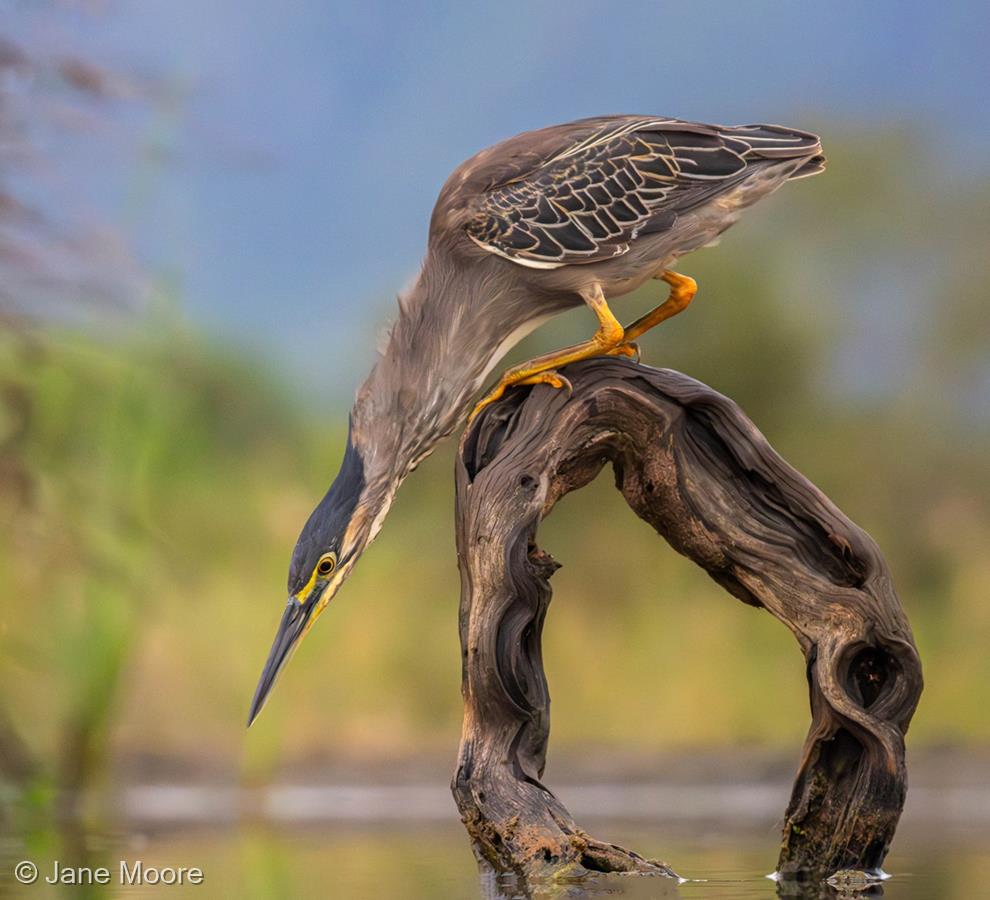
247,595,316,727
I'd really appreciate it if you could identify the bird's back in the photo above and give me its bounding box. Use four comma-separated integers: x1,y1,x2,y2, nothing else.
431,115,824,272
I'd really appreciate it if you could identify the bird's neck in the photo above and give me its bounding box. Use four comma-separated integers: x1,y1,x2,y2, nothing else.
349,254,528,492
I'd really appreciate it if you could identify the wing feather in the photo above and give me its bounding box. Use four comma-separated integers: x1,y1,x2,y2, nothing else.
465,118,821,268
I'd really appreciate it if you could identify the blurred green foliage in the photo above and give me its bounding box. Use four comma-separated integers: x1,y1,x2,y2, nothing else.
0,133,988,803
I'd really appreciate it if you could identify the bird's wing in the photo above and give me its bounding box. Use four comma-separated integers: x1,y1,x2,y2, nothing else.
465,117,818,269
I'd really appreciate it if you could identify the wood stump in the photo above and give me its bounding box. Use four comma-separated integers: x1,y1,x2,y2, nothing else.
451,358,922,886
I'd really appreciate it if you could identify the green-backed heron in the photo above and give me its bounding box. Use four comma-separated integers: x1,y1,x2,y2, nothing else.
248,114,825,724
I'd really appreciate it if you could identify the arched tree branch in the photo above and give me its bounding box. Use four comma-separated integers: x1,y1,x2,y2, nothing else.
451,358,922,885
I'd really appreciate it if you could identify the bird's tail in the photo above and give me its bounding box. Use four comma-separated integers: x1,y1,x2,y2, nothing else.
728,123,826,179
788,153,828,180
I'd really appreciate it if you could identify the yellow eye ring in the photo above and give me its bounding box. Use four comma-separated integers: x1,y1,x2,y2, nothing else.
316,554,336,577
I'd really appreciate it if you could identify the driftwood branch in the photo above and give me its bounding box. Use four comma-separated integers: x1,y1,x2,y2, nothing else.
451,358,922,886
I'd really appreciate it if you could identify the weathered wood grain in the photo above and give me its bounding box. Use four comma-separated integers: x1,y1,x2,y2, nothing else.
451,357,922,885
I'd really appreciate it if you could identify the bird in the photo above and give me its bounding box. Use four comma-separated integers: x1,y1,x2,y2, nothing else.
248,115,825,724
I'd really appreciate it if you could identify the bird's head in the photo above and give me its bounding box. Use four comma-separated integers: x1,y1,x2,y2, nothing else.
248,430,382,726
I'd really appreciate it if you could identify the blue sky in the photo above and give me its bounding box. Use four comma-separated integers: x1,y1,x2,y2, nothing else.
5,0,989,396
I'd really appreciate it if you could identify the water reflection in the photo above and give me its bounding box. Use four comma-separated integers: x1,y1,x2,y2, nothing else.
0,815,984,898
479,861,892,900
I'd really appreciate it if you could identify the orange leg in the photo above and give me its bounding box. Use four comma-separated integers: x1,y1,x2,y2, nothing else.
621,270,698,342
468,271,698,422
469,284,632,422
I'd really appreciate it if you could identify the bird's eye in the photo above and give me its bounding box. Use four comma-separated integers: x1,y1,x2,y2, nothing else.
316,554,336,577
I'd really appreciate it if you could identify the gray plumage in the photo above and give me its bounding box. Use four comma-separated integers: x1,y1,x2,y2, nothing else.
249,114,825,725
352,116,823,510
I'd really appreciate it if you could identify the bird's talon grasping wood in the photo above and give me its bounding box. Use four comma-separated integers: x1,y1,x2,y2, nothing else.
469,370,574,423
608,342,639,360
517,370,572,393
478,269,699,411
473,284,628,419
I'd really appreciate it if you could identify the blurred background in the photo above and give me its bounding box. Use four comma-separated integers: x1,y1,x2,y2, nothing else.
1,1,988,897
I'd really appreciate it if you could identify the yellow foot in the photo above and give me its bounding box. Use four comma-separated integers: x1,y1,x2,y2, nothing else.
468,280,672,424
516,370,572,391
608,341,639,361
469,370,572,424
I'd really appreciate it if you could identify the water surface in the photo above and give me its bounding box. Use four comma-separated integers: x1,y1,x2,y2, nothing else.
0,786,990,900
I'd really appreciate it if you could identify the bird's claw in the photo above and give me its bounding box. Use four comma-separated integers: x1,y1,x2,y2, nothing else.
517,370,572,395
469,369,573,424
610,341,640,362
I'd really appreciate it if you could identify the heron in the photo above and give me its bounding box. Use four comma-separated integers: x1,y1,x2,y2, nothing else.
248,115,825,724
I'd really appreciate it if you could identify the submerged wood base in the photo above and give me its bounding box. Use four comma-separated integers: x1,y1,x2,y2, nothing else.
452,358,922,886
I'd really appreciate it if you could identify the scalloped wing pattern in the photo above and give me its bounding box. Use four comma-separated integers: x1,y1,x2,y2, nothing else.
466,119,820,269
